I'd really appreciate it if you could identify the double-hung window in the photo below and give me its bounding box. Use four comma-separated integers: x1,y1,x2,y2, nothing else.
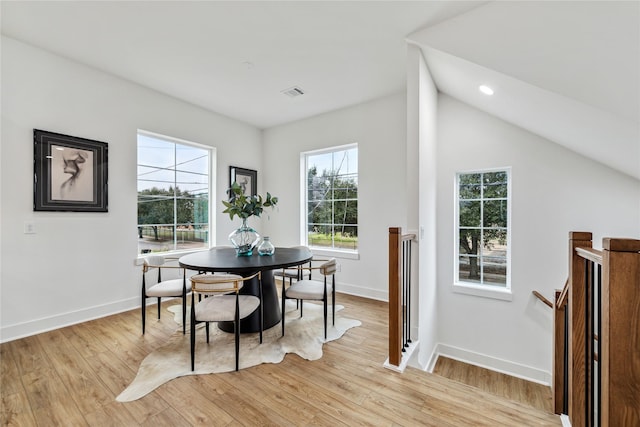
302,144,358,253
455,168,511,296
137,131,212,254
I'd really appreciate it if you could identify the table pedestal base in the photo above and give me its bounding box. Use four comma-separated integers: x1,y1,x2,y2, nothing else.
218,270,281,333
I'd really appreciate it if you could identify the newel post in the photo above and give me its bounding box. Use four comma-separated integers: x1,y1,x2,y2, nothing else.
600,238,640,427
388,227,402,367
553,288,566,415
568,231,592,426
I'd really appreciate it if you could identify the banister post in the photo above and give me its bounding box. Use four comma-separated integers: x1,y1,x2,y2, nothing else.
388,227,402,367
601,238,640,427
568,231,592,426
553,289,566,414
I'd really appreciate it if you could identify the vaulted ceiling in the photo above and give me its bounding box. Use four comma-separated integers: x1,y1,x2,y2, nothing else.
2,1,638,179
408,1,639,180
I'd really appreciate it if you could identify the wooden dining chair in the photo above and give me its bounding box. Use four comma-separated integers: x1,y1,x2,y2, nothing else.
190,272,263,371
276,246,328,309
281,258,336,340
141,255,191,335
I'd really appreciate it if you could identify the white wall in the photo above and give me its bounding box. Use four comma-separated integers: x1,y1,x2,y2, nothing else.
0,36,262,342
408,45,439,368
262,93,407,300
435,94,640,382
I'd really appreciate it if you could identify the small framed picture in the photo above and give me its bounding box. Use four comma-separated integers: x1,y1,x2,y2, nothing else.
229,166,257,197
33,129,108,212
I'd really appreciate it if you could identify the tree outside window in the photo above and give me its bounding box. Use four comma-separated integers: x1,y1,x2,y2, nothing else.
304,145,358,251
137,132,210,254
457,169,510,287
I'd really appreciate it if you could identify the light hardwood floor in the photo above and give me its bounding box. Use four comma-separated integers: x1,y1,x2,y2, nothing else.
433,356,553,413
1,294,560,426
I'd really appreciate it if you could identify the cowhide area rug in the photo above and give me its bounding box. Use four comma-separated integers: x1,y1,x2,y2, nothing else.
116,300,361,402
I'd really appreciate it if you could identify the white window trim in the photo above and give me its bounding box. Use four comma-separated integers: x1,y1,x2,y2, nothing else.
453,167,512,301
300,143,359,256
136,129,216,259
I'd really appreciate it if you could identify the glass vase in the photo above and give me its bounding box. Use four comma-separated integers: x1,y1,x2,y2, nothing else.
257,236,275,256
228,218,260,256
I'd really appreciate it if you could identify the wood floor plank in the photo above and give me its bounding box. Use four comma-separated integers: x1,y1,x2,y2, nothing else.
36,329,113,413
0,294,560,426
83,401,144,427
433,356,553,413
1,391,37,427
153,374,236,426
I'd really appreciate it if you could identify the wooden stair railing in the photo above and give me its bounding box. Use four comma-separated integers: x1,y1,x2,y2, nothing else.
388,227,416,368
554,231,640,427
532,290,553,308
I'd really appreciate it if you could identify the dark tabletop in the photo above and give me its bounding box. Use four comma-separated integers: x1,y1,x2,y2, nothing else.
178,246,313,274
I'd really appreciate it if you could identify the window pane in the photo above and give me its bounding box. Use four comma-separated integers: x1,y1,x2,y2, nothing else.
483,200,507,227
304,145,358,251
333,200,358,225
456,169,509,288
138,133,210,254
482,229,507,257
308,224,332,248
459,255,481,283
483,257,507,286
459,201,480,227
459,173,481,199
459,229,480,255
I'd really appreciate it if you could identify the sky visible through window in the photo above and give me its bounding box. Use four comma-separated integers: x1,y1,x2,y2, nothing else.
307,147,358,178
137,132,210,254
137,133,208,196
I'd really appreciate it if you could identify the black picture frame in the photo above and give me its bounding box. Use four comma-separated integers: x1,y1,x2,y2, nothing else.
33,129,108,212
229,166,257,197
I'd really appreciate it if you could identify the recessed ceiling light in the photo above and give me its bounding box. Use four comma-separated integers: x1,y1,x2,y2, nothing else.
479,85,494,96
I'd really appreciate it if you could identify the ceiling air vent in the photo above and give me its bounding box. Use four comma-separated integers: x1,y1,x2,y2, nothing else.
281,86,305,98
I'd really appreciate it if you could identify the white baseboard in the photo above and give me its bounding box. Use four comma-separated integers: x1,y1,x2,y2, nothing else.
560,414,571,427
427,343,552,386
336,282,388,301
0,297,140,343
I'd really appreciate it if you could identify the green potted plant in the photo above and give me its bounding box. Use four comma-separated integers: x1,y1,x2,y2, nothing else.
222,182,278,256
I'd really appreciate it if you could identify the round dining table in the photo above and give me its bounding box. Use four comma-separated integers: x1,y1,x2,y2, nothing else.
179,246,313,333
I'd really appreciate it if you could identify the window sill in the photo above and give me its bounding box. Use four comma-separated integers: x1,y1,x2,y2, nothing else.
310,247,360,260
453,282,512,301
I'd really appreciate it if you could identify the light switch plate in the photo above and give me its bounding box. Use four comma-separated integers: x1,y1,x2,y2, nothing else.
24,221,36,234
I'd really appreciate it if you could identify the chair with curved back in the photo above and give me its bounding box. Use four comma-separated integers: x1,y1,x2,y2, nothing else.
281,258,336,340
276,247,328,309
190,272,263,371
141,255,191,335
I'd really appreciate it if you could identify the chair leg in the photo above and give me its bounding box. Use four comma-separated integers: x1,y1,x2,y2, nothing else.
233,321,240,371
141,297,146,334
156,297,162,319
281,281,286,337
206,322,210,343
324,299,328,340
190,297,196,371
182,294,187,335
300,300,303,318
332,290,336,325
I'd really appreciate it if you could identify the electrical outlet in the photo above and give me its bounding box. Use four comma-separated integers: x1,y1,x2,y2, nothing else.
24,221,36,234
